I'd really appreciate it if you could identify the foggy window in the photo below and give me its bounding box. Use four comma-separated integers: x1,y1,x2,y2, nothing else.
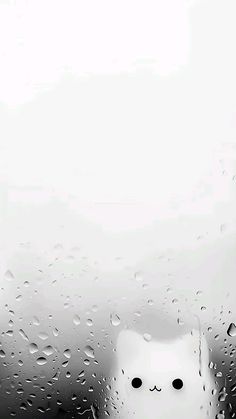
1,1,236,418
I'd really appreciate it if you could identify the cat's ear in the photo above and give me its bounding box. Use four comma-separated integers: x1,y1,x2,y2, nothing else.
116,330,144,363
179,329,210,366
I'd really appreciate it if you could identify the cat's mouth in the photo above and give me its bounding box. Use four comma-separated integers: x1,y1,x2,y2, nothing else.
149,385,162,392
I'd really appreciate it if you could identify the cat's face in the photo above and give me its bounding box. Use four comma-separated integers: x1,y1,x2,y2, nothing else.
112,330,213,419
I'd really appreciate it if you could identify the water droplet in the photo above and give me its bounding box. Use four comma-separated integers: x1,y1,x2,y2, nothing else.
52,369,60,381
110,313,120,327
33,316,40,326
36,357,47,366
62,360,68,367
73,315,81,326
63,349,71,359
230,383,236,393
19,329,29,341
4,270,15,281
38,332,49,340
91,403,99,419
53,328,59,337
38,407,45,413
218,387,227,402
143,333,152,342
227,323,236,337
29,343,38,354
43,345,54,356
216,411,225,419
84,345,95,359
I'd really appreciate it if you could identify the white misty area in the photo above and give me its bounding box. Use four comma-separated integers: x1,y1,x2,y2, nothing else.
0,0,190,104
0,0,235,267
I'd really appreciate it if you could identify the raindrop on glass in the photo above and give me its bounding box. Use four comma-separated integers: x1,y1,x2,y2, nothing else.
73,315,81,326
53,328,59,337
19,329,29,341
143,333,152,342
36,357,47,366
84,345,95,359
227,323,236,337
110,313,120,327
29,343,38,354
38,332,49,340
43,345,54,356
218,387,227,402
63,349,71,359
33,316,40,326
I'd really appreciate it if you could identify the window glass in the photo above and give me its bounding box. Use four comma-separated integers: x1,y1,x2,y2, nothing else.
1,1,236,418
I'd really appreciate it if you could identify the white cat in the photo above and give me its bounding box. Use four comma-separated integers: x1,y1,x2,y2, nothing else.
111,329,215,419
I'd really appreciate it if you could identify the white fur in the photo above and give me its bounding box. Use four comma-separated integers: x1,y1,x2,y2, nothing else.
111,329,215,419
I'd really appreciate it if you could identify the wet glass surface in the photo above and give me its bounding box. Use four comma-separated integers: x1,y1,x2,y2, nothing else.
1,1,236,418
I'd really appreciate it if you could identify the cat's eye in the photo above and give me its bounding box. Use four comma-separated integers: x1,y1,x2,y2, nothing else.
131,377,143,388
172,378,183,390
